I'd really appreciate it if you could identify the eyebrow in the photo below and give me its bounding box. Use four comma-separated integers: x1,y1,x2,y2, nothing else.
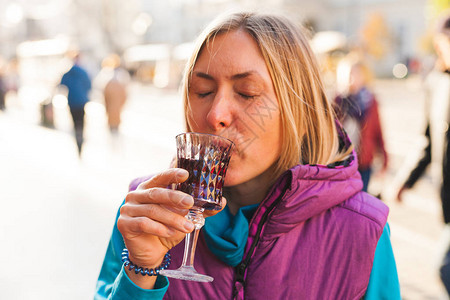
193,71,261,81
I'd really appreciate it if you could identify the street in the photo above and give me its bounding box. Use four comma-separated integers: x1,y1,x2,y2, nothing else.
0,78,447,299
0,84,184,299
374,78,447,299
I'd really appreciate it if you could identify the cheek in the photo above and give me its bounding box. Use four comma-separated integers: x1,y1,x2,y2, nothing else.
258,122,282,158
238,99,279,146
187,103,208,130
244,97,281,138
235,109,282,159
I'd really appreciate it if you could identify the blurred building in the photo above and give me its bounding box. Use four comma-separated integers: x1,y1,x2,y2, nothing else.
0,0,436,91
285,0,429,76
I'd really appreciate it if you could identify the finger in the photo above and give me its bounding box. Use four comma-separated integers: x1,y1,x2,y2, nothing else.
127,187,194,209
118,215,177,238
163,204,190,215
121,204,194,233
138,168,188,190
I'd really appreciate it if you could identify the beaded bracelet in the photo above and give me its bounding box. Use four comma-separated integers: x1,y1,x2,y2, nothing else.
121,248,171,276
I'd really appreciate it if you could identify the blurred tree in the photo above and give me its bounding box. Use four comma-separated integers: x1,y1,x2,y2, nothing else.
428,0,450,20
359,12,393,60
420,0,450,56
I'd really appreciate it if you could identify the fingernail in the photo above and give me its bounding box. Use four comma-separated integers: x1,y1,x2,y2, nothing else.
181,195,193,206
184,220,194,231
177,169,188,177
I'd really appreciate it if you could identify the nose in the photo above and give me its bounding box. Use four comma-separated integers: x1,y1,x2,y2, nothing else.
206,90,233,131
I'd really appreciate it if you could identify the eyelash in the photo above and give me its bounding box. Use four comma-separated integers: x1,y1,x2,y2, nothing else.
197,92,212,98
239,93,256,100
196,92,256,100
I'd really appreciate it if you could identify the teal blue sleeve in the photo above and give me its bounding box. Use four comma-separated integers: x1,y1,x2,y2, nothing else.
94,201,169,299
364,223,401,299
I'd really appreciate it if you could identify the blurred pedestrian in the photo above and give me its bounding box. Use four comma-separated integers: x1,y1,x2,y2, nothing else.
0,56,8,111
396,11,450,294
4,57,19,96
0,70,6,111
334,53,388,193
60,51,92,156
98,53,130,134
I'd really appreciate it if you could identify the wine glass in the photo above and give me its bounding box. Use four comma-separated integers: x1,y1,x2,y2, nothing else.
160,132,234,282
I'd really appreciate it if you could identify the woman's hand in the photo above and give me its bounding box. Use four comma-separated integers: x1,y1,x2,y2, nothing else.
118,168,195,267
116,168,225,288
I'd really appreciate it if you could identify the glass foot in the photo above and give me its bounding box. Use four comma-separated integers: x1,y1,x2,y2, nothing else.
160,266,213,282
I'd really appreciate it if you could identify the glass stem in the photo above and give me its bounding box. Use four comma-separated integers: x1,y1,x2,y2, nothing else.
181,208,204,268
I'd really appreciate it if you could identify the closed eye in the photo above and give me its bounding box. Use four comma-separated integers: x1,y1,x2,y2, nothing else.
239,93,256,100
198,92,213,98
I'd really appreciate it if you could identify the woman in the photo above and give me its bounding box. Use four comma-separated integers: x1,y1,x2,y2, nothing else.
334,53,388,192
95,12,400,299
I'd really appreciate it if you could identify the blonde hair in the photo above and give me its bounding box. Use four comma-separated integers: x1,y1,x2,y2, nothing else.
182,12,351,180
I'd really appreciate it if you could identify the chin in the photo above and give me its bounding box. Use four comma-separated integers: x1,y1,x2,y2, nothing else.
223,177,239,187
223,173,244,187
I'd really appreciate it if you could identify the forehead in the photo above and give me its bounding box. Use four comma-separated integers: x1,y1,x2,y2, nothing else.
204,30,259,53
193,30,272,85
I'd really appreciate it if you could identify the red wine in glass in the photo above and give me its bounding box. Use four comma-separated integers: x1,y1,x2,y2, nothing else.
176,156,231,211
160,132,234,282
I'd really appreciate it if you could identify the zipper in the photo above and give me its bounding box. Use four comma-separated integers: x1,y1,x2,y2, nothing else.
233,184,289,296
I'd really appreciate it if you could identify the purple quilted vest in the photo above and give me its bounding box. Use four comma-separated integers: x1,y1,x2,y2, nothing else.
130,159,388,300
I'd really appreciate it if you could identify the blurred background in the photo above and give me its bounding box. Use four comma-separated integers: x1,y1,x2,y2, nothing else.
0,0,449,299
